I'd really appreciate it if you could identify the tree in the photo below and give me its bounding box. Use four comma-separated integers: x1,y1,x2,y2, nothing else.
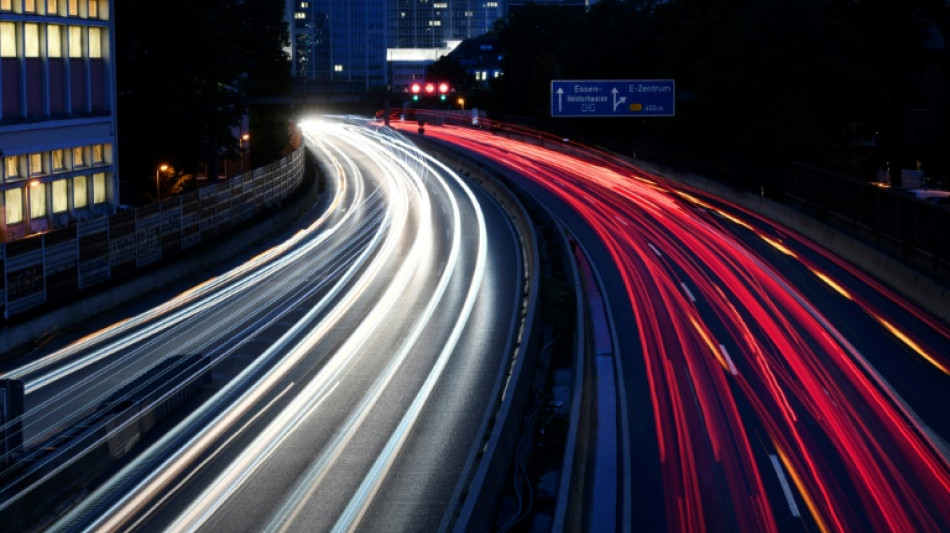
115,0,290,203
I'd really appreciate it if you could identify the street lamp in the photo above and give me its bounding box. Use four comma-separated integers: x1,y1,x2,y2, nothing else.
458,97,465,111
240,133,250,176
156,163,168,201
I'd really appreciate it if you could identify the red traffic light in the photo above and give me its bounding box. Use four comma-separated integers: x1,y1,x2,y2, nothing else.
410,82,422,94
424,82,436,94
438,82,450,94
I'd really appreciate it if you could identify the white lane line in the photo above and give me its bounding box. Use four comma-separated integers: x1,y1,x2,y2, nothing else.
680,282,697,303
770,454,801,517
647,242,663,257
718,344,738,375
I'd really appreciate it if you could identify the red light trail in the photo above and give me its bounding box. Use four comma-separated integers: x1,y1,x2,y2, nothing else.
394,121,950,532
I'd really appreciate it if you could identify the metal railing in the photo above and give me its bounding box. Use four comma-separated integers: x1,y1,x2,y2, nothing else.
785,162,950,283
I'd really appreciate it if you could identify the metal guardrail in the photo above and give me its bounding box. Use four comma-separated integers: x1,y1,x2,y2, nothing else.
785,162,950,284
1,147,306,320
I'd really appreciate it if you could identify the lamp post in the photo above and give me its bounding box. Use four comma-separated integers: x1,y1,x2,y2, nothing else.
239,133,249,176
156,163,168,201
458,97,465,111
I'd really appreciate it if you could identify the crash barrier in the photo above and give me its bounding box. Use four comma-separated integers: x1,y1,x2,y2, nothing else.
0,147,305,321
0,355,211,530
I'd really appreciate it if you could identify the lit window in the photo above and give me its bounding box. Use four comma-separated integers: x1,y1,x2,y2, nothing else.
52,179,68,213
30,181,47,217
334,64,343,72
0,0,11,11
25,0,36,13
92,144,103,163
68,26,81,57
88,27,100,58
30,153,43,175
0,22,14,58
295,12,306,19
48,25,62,58
428,20,441,26
68,0,78,16
73,175,87,208
52,149,65,170
5,156,18,179
73,146,83,167
5,189,23,224
300,1,308,7
88,0,98,19
47,0,57,15
92,172,105,204
25,24,40,58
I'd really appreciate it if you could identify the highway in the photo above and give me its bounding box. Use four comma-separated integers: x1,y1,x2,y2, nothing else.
401,121,950,532
0,117,526,532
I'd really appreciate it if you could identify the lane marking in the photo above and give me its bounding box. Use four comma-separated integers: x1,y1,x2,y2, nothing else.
680,282,697,303
770,454,801,517
718,344,738,376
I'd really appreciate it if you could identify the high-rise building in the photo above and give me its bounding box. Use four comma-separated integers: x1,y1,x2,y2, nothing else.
287,1,510,90
389,0,504,49
289,0,388,90
387,0,506,87
0,0,119,242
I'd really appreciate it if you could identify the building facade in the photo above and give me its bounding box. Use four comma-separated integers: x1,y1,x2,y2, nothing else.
387,0,506,88
290,0,388,90
288,1,510,90
0,0,118,242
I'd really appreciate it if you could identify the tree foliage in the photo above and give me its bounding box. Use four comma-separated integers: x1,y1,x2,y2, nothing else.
116,0,290,203
492,0,950,184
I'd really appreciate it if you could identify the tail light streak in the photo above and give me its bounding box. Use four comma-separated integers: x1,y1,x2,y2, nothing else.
402,123,950,531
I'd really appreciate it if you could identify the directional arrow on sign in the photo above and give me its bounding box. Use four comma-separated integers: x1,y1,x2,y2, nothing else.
551,79,675,117
611,88,626,112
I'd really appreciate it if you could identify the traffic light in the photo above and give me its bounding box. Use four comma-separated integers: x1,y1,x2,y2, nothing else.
407,81,451,101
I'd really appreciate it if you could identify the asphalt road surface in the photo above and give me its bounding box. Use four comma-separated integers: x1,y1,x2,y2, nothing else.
405,121,950,533
1,117,525,532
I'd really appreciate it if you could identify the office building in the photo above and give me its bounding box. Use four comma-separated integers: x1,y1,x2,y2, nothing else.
289,0,388,90
288,1,510,89
388,0,506,87
0,0,118,242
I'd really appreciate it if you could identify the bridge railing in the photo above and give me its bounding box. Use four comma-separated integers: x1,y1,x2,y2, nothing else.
785,162,950,284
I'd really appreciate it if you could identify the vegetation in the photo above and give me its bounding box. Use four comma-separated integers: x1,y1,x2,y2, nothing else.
115,0,291,204
489,0,950,188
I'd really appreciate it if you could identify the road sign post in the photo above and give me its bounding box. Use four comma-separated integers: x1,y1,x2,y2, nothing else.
551,79,675,117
